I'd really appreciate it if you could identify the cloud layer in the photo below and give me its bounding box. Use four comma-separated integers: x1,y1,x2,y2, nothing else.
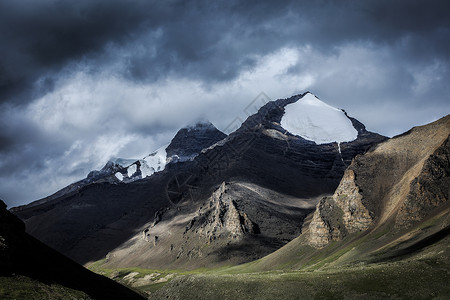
1,0,449,207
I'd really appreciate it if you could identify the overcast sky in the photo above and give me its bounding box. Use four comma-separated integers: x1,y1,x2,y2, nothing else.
1,0,449,207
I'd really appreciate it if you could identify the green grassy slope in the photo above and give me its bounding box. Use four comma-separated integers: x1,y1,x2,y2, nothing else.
148,255,449,299
149,223,449,299
87,204,449,299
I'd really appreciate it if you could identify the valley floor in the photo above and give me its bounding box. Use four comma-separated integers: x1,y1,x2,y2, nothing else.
88,248,449,300
150,258,449,299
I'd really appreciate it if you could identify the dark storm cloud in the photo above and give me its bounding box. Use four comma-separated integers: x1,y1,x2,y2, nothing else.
1,0,449,105
121,0,450,85
0,0,164,103
1,0,449,207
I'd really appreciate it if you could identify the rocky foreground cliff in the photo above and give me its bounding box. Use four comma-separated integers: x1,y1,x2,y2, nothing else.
0,200,144,299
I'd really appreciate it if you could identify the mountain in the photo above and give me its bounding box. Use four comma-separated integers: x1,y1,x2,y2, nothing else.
147,115,450,300
242,114,450,271
197,92,384,193
0,199,144,299
12,92,386,269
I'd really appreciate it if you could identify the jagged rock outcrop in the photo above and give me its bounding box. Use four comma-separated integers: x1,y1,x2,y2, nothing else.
308,115,450,249
99,180,314,269
308,169,372,248
142,206,170,242
334,169,373,232
185,182,259,241
308,197,346,248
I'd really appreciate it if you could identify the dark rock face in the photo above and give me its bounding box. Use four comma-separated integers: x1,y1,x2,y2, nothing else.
0,200,144,299
0,200,25,235
0,200,26,271
396,135,450,228
166,121,227,163
194,92,387,197
13,173,174,264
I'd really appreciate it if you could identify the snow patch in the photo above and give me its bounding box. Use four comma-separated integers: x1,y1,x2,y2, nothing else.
141,144,168,178
109,143,168,182
115,172,124,181
337,142,344,162
127,164,137,177
280,93,357,144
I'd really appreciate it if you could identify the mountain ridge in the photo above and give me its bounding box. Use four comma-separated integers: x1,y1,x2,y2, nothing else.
11,120,226,214
238,114,449,271
11,92,387,269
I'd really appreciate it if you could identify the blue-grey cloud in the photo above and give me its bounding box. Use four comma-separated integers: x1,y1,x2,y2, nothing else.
0,0,449,207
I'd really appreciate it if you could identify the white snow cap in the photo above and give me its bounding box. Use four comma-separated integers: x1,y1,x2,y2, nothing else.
280,93,358,144
110,143,168,180
141,144,168,177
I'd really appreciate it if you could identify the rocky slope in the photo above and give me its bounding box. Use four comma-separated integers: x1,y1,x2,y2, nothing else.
245,114,449,271
308,114,450,248
12,92,386,268
0,200,144,300
100,181,316,269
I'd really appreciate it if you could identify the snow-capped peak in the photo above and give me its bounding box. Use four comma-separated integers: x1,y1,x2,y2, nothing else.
90,120,226,184
106,144,168,183
280,93,358,144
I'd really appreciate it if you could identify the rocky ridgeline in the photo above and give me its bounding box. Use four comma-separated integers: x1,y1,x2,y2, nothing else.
11,93,388,267
88,160,143,183
308,116,450,249
185,182,259,242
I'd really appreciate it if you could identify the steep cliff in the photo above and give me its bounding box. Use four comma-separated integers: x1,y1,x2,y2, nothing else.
308,115,449,248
